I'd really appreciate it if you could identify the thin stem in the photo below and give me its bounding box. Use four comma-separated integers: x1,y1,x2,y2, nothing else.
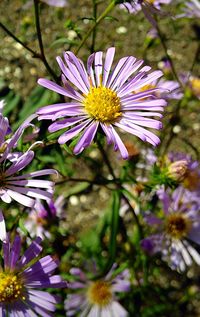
190,42,200,73
75,0,115,55
56,176,114,186
0,22,40,58
96,140,116,179
91,0,98,53
33,0,59,83
97,140,143,238
103,191,120,274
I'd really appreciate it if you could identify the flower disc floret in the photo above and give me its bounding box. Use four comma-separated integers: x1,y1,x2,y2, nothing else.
0,273,24,303
189,77,200,98
84,86,122,123
165,214,191,239
87,280,112,307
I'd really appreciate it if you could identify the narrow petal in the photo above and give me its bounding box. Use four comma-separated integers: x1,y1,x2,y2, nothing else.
37,103,83,115
58,119,92,144
6,189,36,207
102,47,115,86
48,116,87,133
38,78,80,100
94,51,103,86
73,121,99,154
0,210,6,242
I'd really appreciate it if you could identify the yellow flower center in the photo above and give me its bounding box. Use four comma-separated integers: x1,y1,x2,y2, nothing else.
0,272,25,303
136,84,155,93
84,86,122,123
87,280,112,307
146,0,155,4
0,143,7,154
190,78,200,98
165,214,191,239
133,84,157,99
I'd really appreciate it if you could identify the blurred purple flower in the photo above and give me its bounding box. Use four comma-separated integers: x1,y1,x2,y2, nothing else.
37,47,167,159
158,59,172,75
41,0,67,6
180,0,200,18
142,186,200,271
134,77,183,100
179,73,200,99
0,233,66,316
120,0,172,13
65,264,130,316
25,196,65,238
188,76,200,99
120,0,172,26
23,0,68,9
0,114,56,207
168,152,200,192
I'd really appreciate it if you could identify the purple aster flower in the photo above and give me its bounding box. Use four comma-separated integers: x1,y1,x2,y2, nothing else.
37,47,167,159
24,196,65,238
158,59,172,76
142,186,200,271
120,0,172,26
65,265,130,316
120,0,172,13
0,233,66,316
179,73,200,99
0,114,56,207
179,0,200,18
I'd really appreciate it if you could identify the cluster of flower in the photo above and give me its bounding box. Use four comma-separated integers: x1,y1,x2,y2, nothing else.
0,44,168,315
139,151,200,272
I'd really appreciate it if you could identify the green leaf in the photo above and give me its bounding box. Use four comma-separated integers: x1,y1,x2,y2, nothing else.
50,38,78,48
13,86,58,130
2,92,21,116
103,191,120,273
18,218,28,236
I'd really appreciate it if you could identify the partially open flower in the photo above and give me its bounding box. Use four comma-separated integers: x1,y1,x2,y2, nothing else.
167,160,188,182
65,265,130,316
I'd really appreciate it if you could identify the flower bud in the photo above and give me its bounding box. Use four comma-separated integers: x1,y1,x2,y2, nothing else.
167,160,188,182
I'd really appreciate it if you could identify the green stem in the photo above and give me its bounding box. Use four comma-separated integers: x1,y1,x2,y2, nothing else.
91,0,98,53
103,191,120,274
190,42,200,73
33,0,59,83
97,140,143,238
75,0,115,55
